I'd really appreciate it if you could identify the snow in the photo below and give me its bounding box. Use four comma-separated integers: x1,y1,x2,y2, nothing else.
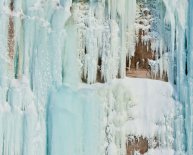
143,148,174,155
120,78,174,138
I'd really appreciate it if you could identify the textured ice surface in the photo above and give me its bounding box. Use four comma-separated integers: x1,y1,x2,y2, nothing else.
0,0,192,155
47,78,175,155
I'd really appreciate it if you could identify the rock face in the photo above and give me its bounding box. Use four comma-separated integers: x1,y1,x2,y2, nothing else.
127,136,148,155
127,136,159,155
126,1,168,81
8,1,14,63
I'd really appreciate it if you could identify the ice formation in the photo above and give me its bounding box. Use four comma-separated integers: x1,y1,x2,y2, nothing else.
0,0,192,155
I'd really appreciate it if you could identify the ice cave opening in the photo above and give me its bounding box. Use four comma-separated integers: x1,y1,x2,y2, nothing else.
0,0,192,155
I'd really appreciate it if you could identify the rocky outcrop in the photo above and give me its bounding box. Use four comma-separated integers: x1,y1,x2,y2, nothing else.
127,136,159,155
8,0,14,61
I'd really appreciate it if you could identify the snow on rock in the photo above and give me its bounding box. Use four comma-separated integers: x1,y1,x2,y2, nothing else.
119,78,174,139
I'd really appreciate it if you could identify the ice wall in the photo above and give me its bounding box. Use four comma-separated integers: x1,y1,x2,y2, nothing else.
0,0,192,155
0,0,72,154
72,0,136,83
47,78,175,155
47,86,101,155
0,0,137,154
161,0,193,154
185,0,193,154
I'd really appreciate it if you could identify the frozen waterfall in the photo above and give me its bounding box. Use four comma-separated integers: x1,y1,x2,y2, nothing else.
0,0,192,155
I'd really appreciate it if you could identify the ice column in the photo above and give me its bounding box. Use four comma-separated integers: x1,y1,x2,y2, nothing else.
162,0,188,154
47,86,101,155
186,0,193,154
